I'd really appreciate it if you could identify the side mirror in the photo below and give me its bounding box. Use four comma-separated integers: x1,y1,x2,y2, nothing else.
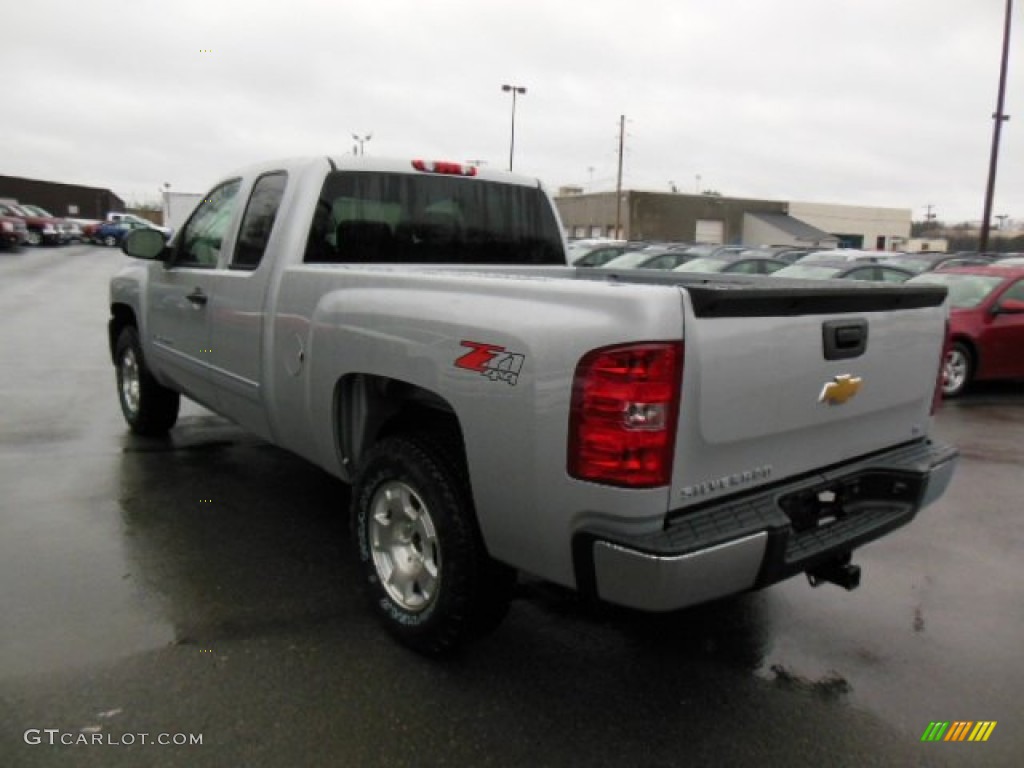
122,228,167,260
993,298,1024,315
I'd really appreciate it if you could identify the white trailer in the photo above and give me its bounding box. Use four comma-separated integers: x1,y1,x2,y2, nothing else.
161,192,204,232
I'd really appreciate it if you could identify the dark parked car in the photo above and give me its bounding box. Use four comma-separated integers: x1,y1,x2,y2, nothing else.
771,260,916,283
909,266,1024,397
673,253,788,275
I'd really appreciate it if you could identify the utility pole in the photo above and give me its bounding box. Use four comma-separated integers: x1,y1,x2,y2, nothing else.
980,0,1013,253
924,203,936,223
615,114,625,239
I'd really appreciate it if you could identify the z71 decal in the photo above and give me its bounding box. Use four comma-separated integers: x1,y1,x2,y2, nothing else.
455,341,525,385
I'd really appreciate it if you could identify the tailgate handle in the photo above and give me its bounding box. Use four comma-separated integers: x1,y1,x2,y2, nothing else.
823,319,867,360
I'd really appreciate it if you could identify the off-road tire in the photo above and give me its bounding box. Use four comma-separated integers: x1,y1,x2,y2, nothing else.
114,326,180,435
352,430,513,655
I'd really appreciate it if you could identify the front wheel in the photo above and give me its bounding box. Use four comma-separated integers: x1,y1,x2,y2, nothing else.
114,326,180,435
942,341,972,398
352,431,513,655
25,231,42,246
103,235,117,247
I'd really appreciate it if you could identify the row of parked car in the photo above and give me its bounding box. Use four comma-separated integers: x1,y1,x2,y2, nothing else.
570,239,1024,398
0,201,170,250
568,239,1023,276
0,201,83,247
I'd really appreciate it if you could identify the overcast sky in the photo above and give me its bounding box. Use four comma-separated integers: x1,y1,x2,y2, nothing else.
3,0,1020,223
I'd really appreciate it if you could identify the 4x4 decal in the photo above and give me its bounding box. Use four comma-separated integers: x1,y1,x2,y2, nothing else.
455,341,525,385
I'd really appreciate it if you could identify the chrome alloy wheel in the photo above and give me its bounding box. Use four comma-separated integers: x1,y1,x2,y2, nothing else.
369,480,440,612
943,346,968,396
120,346,141,416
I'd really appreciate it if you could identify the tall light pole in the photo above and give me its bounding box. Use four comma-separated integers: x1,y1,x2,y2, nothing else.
501,84,527,171
615,114,625,238
352,133,372,156
980,0,1013,253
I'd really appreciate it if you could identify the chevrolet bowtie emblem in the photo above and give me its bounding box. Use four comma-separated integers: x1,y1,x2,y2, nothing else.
819,374,863,406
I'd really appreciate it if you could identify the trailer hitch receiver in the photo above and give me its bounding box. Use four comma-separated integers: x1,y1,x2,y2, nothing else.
807,553,861,591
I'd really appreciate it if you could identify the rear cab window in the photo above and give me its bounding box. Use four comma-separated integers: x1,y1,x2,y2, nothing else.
304,171,564,265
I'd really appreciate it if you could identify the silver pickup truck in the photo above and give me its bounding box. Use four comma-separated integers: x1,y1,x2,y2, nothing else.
109,156,957,653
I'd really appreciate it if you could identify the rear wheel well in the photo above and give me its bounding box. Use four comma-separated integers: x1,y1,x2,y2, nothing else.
336,374,465,473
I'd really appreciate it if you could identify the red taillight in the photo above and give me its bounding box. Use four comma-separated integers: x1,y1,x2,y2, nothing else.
932,318,951,414
568,342,683,488
411,159,478,176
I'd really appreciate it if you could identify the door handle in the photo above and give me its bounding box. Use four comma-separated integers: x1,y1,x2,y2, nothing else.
186,288,208,307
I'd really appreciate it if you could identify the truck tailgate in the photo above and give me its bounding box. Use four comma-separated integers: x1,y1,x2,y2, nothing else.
668,280,948,508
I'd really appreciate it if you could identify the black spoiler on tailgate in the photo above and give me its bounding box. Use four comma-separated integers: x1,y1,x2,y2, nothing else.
574,269,948,318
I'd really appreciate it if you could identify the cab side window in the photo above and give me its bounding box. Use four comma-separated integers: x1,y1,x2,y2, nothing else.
176,180,241,268
232,172,287,270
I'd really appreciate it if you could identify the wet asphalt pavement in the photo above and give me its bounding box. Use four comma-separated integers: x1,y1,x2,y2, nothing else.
1,244,1021,767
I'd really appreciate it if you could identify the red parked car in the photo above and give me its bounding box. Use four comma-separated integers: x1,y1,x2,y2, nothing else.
909,266,1024,397
1,213,28,248
0,201,64,245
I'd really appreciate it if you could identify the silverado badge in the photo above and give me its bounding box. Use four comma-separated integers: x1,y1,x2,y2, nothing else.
819,374,863,406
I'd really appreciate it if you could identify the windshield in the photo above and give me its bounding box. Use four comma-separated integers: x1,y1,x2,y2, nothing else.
601,251,654,268
909,273,1004,308
305,171,564,265
881,258,929,273
1,203,31,216
22,205,54,217
675,257,728,273
771,264,843,279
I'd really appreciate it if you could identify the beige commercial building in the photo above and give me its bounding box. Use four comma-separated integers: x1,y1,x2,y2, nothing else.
554,190,911,250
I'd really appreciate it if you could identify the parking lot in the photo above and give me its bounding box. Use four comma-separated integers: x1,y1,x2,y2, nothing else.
1,244,1021,767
